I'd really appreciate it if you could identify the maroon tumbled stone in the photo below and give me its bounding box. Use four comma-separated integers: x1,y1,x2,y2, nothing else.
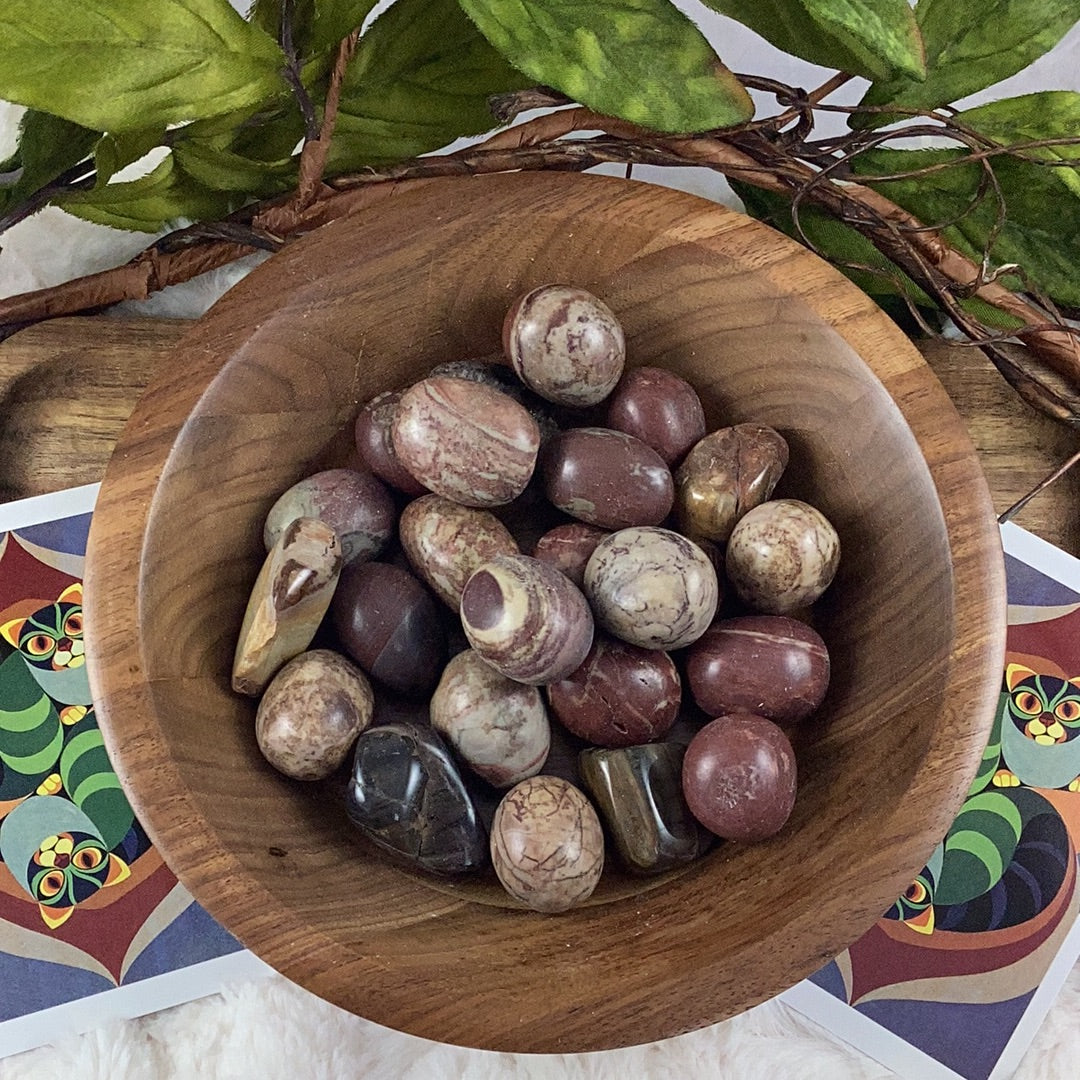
532,522,609,588
685,615,830,724
546,635,681,748
330,561,446,697
682,714,797,842
604,366,707,466
354,389,429,496
540,427,674,529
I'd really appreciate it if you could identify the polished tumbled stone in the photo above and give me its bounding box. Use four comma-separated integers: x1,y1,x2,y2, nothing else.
579,742,712,874
345,722,486,876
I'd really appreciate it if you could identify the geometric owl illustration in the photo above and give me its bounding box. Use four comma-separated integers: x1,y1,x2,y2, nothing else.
0,583,92,813
0,721,136,927
989,662,1080,791
0,794,130,928
0,580,140,925
1,581,90,711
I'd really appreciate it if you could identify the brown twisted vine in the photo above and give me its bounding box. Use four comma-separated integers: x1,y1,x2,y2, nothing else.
1,68,1079,448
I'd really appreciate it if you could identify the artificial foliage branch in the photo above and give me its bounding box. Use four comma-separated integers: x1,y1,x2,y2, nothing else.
1,0,1079,437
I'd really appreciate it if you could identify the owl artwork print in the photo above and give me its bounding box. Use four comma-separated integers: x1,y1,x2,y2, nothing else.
0,582,142,928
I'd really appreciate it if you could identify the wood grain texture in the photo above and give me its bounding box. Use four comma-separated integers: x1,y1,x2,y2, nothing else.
4,173,1012,1051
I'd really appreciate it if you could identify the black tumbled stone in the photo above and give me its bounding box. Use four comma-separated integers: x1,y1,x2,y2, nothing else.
345,721,486,875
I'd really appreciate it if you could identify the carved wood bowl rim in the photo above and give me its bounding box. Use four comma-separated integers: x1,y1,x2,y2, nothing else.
84,171,1006,1053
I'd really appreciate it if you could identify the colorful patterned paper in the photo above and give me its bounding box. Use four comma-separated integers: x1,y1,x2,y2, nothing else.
0,486,268,1059
784,523,1080,1080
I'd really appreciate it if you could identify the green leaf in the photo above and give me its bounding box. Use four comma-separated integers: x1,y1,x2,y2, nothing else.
309,0,380,51
458,0,753,133
94,129,168,187
852,146,1080,307
57,152,235,231
701,0,926,83
174,141,297,193
858,0,1080,123
249,0,376,54
0,0,288,132
327,0,532,170
959,92,1080,199
0,110,97,214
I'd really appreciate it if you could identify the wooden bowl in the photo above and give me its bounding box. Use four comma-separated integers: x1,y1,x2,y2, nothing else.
85,172,1005,1052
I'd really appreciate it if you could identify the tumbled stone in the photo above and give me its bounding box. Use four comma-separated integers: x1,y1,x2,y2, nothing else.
391,376,540,507
345,722,487,875
430,649,550,787
584,527,718,650
399,494,519,609
263,468,396,568
685,615,830,723
532,522,609,589
460,554,594,685
579,743,712,873
546,635,681,748
353,389,429,496
255,649,374,780
541,427,674,530
490,775,605,911
725,499,840,614
675,424,789,544
683,714,797,842
502,285,625,407
604,366,707,466
330,561,446,697
232,518,341,696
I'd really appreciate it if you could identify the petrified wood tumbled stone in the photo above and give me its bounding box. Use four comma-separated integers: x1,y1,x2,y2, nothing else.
232,517,341,696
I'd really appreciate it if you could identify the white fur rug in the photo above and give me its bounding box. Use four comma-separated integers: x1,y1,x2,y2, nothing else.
3,98,1080,1080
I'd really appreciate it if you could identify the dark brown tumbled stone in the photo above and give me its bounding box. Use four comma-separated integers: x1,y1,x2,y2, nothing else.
546,635,681,748
330,561,446,697
541,427,674,529
604,366,707,466
682,713,797,842
532,522,609,589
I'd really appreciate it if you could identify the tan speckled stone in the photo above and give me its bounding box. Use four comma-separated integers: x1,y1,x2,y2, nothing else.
490,775,605,912
584,527,718,650
725,498,840,614
399,494,519,608
256,649,374,780
430,649,551,787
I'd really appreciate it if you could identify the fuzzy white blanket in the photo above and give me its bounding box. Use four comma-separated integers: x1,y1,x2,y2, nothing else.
3,75,1080,1078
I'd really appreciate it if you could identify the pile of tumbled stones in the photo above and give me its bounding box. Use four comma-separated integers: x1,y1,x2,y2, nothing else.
231,284,840,914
